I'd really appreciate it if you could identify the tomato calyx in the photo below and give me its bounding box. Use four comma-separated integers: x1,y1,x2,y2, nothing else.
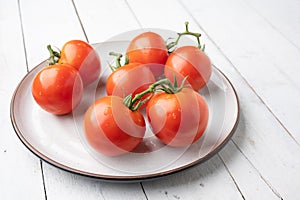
123,76,188,111
108,51,129,71
47,45,61,65
166,21,205,53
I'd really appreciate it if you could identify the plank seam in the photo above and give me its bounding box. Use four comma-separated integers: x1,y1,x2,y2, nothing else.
230,140,283,199
40,161,48,200
18,1,48,199
177,0,300,148
71,0,89,43
218,153,246,200
124,0,143,28
140,182,149,200
241,0,300,52
17,0,29,72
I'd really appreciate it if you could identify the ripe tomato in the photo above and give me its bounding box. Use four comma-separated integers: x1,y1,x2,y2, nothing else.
126,32,168,77
84,96,146,156
146,88,209,147
59,40,101,86
106,63,155,109
32,64,83,115
165,46,212,91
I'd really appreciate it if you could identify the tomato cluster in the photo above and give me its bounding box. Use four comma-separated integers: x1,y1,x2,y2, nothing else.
32,22,212,156
32,40,101,115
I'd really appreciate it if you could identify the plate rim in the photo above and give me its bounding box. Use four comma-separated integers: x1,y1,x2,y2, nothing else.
10,55,240,182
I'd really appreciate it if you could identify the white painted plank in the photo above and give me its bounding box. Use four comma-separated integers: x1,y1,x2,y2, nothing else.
42,163,146,200
219,141,280,199
0,0,45,199
243,0,300,49
19,0,86,69
19,0,146,199
143,156,244,200
126,0,198,32
73,0,140,43
205,23,300,200
180,0,300,143
128,0,300,199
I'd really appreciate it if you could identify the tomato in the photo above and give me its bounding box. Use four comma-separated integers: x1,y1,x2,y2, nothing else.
106,62,155,109
165,46,212,91
59,40,101,86
32,64,83,115
84,96,146,156
126,32,168,77
146,88,209,147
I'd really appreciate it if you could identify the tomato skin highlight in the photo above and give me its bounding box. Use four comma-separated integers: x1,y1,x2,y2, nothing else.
126,32,168,77
146,88,209,147
59,40,101,86
83,96,146,156
106,63,155,109
32,64,83,115
165,46,212,91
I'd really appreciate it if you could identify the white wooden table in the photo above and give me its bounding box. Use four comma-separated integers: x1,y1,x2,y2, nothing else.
1,0,300,199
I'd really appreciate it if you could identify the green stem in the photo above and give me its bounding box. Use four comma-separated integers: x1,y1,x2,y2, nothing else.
47,45,60,65
167,21,204,52
109,52,123,70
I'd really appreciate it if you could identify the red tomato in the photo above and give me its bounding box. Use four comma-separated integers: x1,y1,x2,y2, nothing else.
146,88,209,147
84,96,146,156
106,63,155,109
165,46,212,91
126,32,168,77
32,64,83,115
59,40,101,86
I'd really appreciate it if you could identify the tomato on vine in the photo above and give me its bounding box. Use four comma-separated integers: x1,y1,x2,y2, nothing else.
32,64,83,115
146,77,209,147
48,40,101,86
165,45,211,91
83,96,146,156
126,32,168,77
165,22,212,91
106,52,155,109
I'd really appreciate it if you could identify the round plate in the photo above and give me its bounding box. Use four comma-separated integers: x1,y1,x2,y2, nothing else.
10,29,239,182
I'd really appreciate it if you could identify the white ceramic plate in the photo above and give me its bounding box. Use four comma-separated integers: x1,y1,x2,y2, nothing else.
10,29,239,181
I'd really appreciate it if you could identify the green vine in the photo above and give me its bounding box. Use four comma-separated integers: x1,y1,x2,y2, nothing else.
124,76,188,111
109,52,129,71
166,21,205,53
